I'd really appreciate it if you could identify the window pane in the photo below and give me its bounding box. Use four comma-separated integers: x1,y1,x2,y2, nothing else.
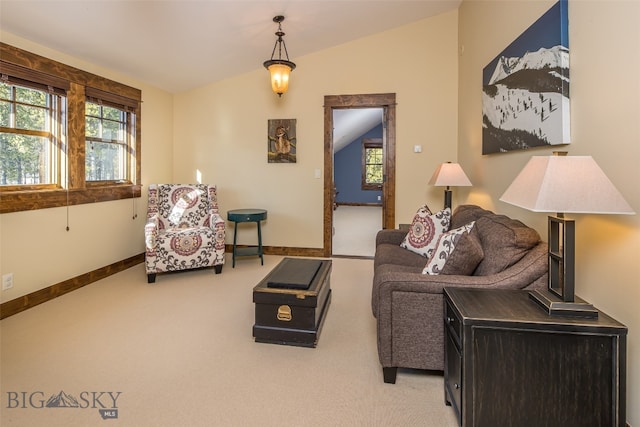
102,119,121,140
85,100,129,182
85,141,125,181
85,116,100,137
16,104,46,131
102,106,121,121
15,86,47,107
368,148,382,164
85,102,100,116
0,100,10,127
366,164,383,184
0,83,11,100
0,132,52,185
366,147,382,163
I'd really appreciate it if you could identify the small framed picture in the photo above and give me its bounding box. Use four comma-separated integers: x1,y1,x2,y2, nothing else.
268,119,296,163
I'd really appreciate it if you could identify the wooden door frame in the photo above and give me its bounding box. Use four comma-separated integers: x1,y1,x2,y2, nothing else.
323,93,396,257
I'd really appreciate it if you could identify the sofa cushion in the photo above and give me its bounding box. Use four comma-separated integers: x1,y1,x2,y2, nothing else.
400,206,451,258
474,214,541,276
450,204,494,229
422,222,483,275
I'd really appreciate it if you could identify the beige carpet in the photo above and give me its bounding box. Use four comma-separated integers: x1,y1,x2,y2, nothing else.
332,206,382,257
0,255,458,427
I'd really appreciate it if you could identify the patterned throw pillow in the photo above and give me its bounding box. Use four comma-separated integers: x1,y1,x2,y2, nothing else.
422,221,483,275
400,206,451,258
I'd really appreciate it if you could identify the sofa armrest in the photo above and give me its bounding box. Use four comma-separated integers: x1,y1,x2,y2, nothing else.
375,229,408,247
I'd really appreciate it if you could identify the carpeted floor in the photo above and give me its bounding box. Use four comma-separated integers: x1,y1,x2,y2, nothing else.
0,255,458,427
332,206,382,257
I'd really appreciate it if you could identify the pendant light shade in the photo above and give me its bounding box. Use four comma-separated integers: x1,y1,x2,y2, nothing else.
263,16,296,97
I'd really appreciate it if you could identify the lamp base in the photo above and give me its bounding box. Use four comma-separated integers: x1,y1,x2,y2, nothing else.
529,289,598,318
444,189,452,210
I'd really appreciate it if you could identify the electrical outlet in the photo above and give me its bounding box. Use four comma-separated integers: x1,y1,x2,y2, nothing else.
2,273,14,290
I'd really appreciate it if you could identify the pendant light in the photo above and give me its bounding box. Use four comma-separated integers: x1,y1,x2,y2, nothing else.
263,15,296,97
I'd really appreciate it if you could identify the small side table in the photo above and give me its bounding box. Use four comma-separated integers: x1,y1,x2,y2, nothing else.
227,209,267,267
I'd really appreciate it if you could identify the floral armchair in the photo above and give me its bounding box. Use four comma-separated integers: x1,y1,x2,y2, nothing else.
145,184,226,283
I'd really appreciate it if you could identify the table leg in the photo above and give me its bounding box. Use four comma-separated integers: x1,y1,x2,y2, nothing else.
257,220,263,265
232,221,238,268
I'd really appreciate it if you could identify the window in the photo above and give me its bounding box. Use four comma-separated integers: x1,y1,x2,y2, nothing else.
0,43,142,213
85,100,133,183
362,138,383,190
0,80,65,188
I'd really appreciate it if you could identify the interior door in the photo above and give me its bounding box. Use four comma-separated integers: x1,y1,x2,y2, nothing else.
323,93,396,257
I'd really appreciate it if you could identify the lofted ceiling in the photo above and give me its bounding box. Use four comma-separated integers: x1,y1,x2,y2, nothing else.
333,108,383,152
1,1,461,153
0,0,461,94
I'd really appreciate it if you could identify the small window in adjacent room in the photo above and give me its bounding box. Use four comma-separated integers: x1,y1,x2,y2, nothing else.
362,138,383,190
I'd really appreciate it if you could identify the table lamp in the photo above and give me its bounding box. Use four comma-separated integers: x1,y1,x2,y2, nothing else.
500,152,635,317
428,162,472,210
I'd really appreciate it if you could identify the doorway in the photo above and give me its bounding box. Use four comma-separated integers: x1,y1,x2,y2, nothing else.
323,93,396,257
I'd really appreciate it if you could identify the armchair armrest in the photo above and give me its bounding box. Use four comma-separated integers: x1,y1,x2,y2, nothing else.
144,214,159,250
209,212,225,228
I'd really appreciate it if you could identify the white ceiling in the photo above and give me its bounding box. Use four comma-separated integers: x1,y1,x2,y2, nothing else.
333,108,382,152
0,0,461,94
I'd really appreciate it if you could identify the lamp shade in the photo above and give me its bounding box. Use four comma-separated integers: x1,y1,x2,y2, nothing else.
428,162,472,187
266,62,292,96
500,155,634,214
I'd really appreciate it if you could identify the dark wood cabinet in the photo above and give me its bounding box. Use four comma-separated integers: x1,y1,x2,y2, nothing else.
444,288,627,427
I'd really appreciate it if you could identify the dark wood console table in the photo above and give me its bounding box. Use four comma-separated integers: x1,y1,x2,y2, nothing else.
444,288,627,427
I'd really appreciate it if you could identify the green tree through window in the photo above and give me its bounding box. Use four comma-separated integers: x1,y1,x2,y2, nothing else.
0,81,63,187
85,101,132,182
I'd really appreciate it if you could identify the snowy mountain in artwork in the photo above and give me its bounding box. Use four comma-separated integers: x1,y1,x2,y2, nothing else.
482,45,570,154
488,46,569,85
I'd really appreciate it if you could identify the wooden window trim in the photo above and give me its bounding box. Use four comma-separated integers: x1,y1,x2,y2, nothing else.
0,43,142,214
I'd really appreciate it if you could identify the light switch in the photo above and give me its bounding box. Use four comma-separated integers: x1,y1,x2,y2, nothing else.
314,169,321,179
414,145,422,153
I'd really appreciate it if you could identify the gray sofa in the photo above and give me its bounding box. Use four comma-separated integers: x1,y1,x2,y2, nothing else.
371,205,548,384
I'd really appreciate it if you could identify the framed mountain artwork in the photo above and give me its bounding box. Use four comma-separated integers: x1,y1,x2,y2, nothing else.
482,0,570,154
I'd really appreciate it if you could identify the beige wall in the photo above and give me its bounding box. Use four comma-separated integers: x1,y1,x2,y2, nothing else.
5,2,635,422
458,1,640,424
0,31,175,303
173,10,460,247
1,10,459,297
